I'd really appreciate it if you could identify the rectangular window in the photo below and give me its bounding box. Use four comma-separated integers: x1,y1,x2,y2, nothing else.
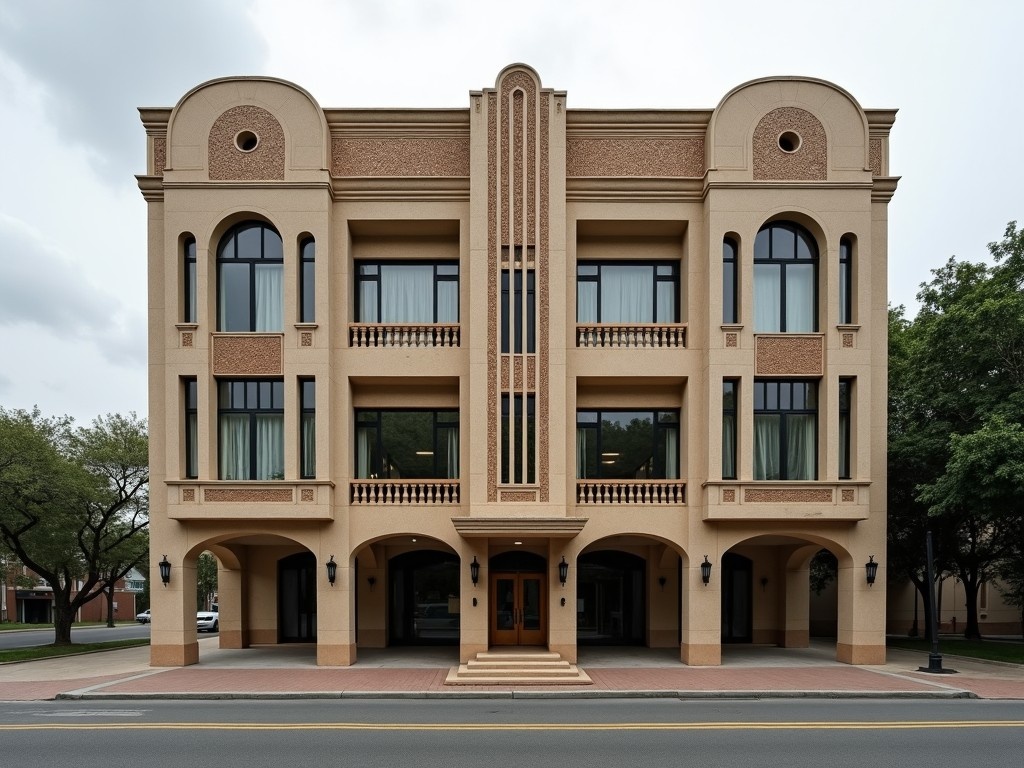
576,409,679,480
300,378,316,479
753,380,817,480
576,262,677,324
218,380,284,480
354,410,459,479
355,262,458,323
722,380,737,480
300,238,315,323
501,394,535,483
501,269,536,353
185,378,198,479
839,378,852,480
184,238,197,323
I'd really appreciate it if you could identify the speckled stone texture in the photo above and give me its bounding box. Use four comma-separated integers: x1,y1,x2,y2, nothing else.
331,137,470,177
744,488,833,503
725,332,738,348
869,138,882,176
499,490,539,503
755,336,823,376
154,136,166,175
752,107,827,181
566,138,704,177
842,333,854,348
301,332,313,347
722,489,736,502
204,488,293,503
301,488,315,502
208,105,285,181
181,332,193,348
841,488,856,502
212,335,283,376
181,488,196,502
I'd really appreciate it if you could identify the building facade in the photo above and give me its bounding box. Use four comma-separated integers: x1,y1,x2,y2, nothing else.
140,65,897,668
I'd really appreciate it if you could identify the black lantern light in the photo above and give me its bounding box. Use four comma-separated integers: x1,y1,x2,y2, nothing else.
558,556,569,586
158,555,171,586
326,555,337,586
865,555,878,586
367,575,376,591
658,576,667,591
700,555,712,586
470,556,480,586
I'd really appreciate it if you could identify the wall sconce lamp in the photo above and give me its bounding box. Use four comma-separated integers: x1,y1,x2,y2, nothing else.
865,555,878,586
470,556,480,586
760,576,769,592
367,575,376,591
558,556,569,586
158,555,171,586
326,555,337,586
700,555,712,586
658,576,667,592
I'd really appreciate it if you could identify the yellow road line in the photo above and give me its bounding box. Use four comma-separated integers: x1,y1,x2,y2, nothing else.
2,721,1024,732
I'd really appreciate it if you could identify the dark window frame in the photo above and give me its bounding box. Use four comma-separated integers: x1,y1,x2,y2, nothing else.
300,378,316,479
184,378,198,479
354,260,459,324
501,268,536,353
722,238,738,324
839,237,853,324
217,379,285,480
575,260,679,324
300,237,315,323
575,408,680,480
839,378,852,480
183,236,197,324
354,408,459,479
216,220,284,332
753,379,818,480
500,393,536,484
722,380,737,480
753,221,819,333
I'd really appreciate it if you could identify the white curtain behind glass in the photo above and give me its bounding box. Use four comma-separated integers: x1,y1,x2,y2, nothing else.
664,427,678,479
219,415,249,480
722,414,736,478
382,265,433,322
754,265,781,332
356,428,373,478
577,283,598,323
255,414,284,480
254,264,283,331
656,281,675,323
437,281,458,323
785,265,815,332
576,428,587,478
302,414,316,478
786,414,816,480
445,428,459,479
753,415,780,480
601,266,652,323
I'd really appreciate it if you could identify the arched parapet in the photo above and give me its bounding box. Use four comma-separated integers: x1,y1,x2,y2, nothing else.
165,76,329,183
707,76,871,183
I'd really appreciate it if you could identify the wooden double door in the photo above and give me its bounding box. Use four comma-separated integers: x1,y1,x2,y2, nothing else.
490,572,546,646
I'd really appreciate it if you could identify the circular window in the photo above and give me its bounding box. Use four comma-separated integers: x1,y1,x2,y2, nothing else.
235,130,260,152
778,131,801,153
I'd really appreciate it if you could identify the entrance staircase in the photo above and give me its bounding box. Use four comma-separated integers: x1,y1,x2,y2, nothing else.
444,649,592,685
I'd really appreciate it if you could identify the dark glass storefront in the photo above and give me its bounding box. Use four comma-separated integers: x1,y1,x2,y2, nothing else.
576,551,646,645
388,550,460,645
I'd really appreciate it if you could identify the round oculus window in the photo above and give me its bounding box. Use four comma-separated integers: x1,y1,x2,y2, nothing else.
778,131,801,153
235,130,260,152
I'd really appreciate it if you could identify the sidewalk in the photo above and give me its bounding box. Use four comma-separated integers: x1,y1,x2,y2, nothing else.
2,639,1023,702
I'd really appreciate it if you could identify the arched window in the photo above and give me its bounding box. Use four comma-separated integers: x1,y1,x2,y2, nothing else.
723,237,738,323
183,236,197,323
300,237,315,323
753,221,818,333
217,221,283,332
839,236,853,324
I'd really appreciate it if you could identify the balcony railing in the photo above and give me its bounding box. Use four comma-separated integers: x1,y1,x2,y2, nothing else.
576,479,686,505
350,323,460,348
576,323,686,349
351,479,460,505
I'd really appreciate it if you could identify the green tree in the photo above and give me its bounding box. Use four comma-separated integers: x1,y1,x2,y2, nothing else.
0,408,149,645
196,551,219,611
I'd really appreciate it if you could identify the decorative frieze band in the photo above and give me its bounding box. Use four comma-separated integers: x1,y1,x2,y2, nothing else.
755,335,823,376
211,334,283,376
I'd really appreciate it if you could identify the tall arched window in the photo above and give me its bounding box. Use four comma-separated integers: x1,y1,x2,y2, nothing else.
299,237,315,323
217,221,283,332
723,237,738,324
183,236,197,323
839,236,853,324
753,221,818,333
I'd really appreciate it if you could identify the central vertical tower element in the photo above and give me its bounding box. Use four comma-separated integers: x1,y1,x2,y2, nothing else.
487,65,550,502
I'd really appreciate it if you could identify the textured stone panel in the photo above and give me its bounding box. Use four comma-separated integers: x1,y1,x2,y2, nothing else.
208,105,285,181
566,138,704,177
204,488,293,502
331,137,470,177
744,488,833,503
841,488,855,502
212,335,283,375
500,490,538,503
753,107,827,181
725,332,737,348
182,332,193,348
869,138,882,176
755,336,823,376
301,488,315,502
722,489,736,503
154,137,166,175
842,333,854,348
301,332,313,347
181,488,195,502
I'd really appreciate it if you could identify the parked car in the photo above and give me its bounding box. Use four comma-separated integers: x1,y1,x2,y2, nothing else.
196,609,219,632
136,608,151,624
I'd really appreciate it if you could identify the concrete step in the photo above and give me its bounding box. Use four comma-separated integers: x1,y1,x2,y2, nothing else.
444,649,593,686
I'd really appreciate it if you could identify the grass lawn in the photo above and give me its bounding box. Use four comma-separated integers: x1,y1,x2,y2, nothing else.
0,638,150,664
887,636,1024,664
0,621,131,631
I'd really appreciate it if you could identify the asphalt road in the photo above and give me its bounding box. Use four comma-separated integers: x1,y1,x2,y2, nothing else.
1,698,1022,768
0,623,156,650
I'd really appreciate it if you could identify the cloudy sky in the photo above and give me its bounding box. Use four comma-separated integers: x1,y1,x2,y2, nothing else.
0,0,1021,425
